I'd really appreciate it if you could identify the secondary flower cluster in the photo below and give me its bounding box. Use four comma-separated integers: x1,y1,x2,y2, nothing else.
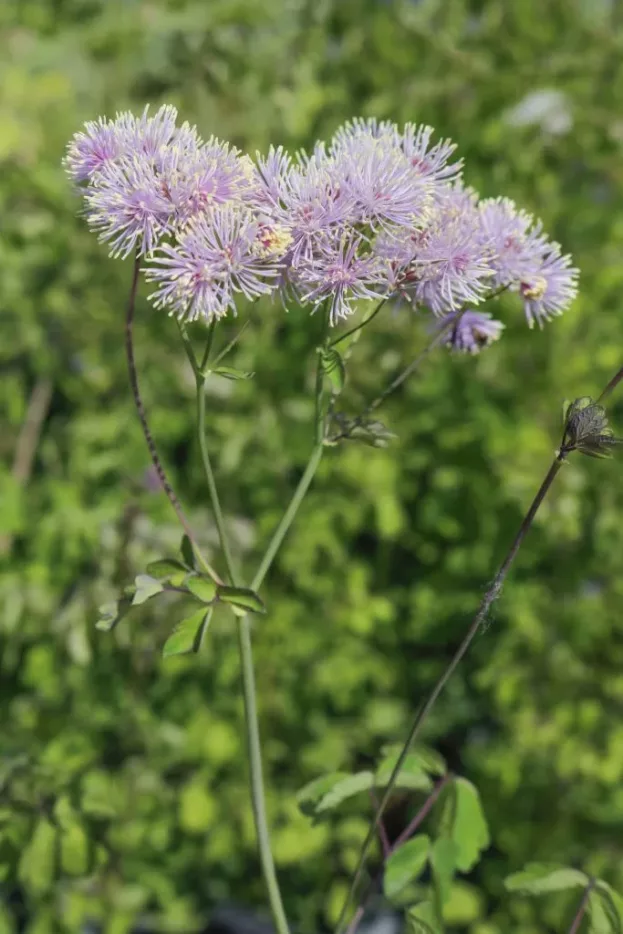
65,105,579,350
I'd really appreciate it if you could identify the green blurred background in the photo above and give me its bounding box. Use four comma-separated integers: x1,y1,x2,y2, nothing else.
2,0,623,931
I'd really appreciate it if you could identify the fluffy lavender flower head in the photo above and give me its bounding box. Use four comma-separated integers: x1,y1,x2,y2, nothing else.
64,105,183,185
84,157,175,259
65,105,253,259
479,197,579,326
329,122,432,233
330,117,402,149
519,246,579,327
293,232,388,324
145,204,290,322
331,118,461,185
401,124,462,188
64,117,126,183
252,145,293,209
164,138,255,225
253,147,354,268
387,185,495,315
440,310,505,353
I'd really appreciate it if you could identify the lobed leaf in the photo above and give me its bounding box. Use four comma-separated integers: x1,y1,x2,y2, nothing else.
439,777,489,872
406,901,443,934
504,863,588,895
384,834,430,900
146,559,187,581
217,585,266,615
163,608,213,657
186,577,218,603
132,574,164,606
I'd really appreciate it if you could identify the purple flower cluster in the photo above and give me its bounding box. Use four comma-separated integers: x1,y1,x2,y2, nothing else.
65,108,579,340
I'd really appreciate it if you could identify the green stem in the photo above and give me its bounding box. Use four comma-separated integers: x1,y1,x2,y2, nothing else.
597,364,623,404
252,443,324,591
199,321,217,373
236,616,291,934
180,310,332,934
330,299,387,348
180,327,290,934
236,324,330,934
363,319,455,416
196,376,238,583
252,305,331,590
212,320,251,368
329,314,459,444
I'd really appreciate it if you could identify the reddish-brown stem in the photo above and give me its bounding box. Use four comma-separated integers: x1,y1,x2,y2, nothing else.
568,879,595,934
393,773,451,849
346,776,450,934
597,365,623,404
369,791,391,858
124,255,221,583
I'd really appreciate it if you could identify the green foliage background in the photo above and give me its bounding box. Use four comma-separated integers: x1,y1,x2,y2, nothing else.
1,0,623,931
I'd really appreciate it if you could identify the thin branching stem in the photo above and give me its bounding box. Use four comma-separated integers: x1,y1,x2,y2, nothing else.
252,443,323,591
336,454,565,931
368,791,390,858
330,298,387,348
568,879,596,934
253,305,332,589
597,365,623,404
330,313,460,443
392,772,451,849
346,774,451,934
124,255,221,583
199,320,217,373
337,360,623,933
212,320,251,368
195,376,238,583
